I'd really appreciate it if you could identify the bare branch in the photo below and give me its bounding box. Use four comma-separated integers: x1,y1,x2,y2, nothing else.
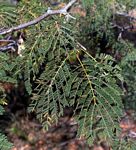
112,11,136,31
116,12,136,21
0,0,77,35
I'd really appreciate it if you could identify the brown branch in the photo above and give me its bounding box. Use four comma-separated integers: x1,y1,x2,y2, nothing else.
0,0,77,35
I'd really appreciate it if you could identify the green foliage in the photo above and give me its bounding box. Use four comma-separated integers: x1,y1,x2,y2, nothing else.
25,0,123,145
0,97,13,149
120,42,136,109
0,104,4,115
0,0,136,149
0,133,13,150
0,54,14,150
0,2,17,28
0,53,18,83
0,93,13,150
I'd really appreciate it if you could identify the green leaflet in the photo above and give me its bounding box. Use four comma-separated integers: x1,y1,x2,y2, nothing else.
0,133,13,150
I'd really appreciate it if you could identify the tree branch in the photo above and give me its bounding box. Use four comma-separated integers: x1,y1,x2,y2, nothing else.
116,12,136,21
0,0,77,35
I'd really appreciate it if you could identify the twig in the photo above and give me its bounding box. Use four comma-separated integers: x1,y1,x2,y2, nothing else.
0,40,17,51
116,12,136,21
112,12,136,31
111,23,135,31
0,0,77,35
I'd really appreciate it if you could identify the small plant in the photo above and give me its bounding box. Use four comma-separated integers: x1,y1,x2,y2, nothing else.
0,0,136,149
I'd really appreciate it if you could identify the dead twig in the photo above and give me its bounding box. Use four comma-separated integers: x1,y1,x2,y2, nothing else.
116,12,136,21
0,0,77,35
112,11,136,31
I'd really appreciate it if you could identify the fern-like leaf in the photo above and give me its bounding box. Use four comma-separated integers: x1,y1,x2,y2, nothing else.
0,132,13,150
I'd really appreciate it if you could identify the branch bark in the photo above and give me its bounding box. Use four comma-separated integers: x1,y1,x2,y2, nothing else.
0,0,77,35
